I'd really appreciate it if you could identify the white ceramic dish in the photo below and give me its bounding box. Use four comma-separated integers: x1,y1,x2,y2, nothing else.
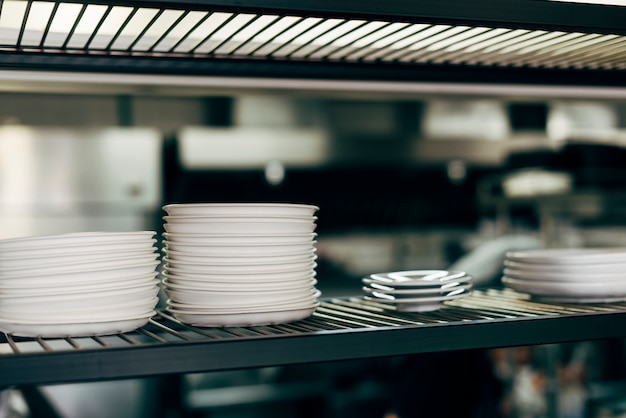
0,274,158,295
164,214,317,223
363,274,472,289
0,298,159,322
161,275,317,292
162,232,316,245
0,254,160,277
0,231,156,251
163,203,319,217
164,285,317,306
167,304,317,327
162,250,316,266
363,288,471,312
163,221,316,235
503,267,626,282
503,260,626,275
163,259,316,275
163,241,316,257
529,295,626,304
0,249,157,269
161,267,316,283
166,290,321,312
362,282,473,297
0,315,153,337
0,285,160,308
0,239,157,258
506,248,626,265
502,276,626,297
367,270,470,288
0,260,160,286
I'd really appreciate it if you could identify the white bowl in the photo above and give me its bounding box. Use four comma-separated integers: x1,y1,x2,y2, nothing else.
0,249,157,270
0,260,160,286
161,275,316,291
163,241,316,256
0,239,157,258
0,254,160,276
163,221,316,235
162,266,316,283
163,258,316,275
162,232,316,245
162,250,316,266
164,286,318,307
0,231,156,251
163,203,319,217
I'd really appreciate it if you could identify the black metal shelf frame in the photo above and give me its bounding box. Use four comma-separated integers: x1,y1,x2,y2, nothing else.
2,289,626,388
0,0,624,86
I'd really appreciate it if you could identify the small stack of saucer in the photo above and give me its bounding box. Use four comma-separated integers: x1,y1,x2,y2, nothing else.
161,203,321,327
362,270,473,312
0,231,160,337
503,248,626,303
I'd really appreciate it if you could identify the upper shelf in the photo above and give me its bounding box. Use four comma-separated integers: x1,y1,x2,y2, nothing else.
0,0,625,88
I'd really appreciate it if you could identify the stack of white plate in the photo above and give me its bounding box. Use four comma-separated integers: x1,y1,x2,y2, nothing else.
0,231,160,337
503,248,626,303
161,203,321,327
362,270,473,312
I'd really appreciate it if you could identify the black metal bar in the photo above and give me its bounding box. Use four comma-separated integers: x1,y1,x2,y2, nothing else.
147,9,189,52
169,11,211,52
237,15,301,57
84,4,113,49
210,13,264,55
61,3,88,49
127,8,164,51
39,2,60,49
16,1,33,48
105,6,139,50
188,12,236,54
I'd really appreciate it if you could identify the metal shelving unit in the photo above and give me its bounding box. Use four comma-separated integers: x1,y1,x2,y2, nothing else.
0,0,624,87
2,288,626,387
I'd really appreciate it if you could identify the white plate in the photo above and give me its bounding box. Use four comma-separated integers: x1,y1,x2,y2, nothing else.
0,253,160,276
0,239,157,258
502,276,626,297
0,298,159,322
163,241,316,257
506,248,626,265
0,249,157,269
164,286,318,306
162,250,316,266
163,221,316,235
0,260,160,286
168,305,317,327
0,315,153,337
162,232,317,245
0,285,160,308
163,259,316,275
164,215,317,223
162,276,317,292
0,231,156,251
367,270,470,288
503,260,626,275
162,267,316,283
166,289,321,312
0,275,159,295
362,282,473,297
530,295,626,304
363,289,471,312
503,267,626,283
163,203,319,217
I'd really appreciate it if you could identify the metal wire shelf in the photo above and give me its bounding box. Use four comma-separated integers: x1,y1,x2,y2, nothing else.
2,288,626,387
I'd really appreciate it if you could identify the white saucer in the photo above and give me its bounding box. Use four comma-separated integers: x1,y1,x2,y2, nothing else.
363,288,471,312
362,282,472,296
367,270,470,288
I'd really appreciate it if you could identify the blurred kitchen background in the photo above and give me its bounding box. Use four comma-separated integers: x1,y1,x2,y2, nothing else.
2,90,626,417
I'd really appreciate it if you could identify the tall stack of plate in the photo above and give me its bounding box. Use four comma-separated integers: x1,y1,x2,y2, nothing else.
503,248,626,303
0,231,160,337
362,270,473,312
161,203,321,327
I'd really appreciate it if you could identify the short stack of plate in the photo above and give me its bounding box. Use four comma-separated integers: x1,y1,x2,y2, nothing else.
161,203,321,327
362,270,473,312
503,248,626,303
0,231,160,337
